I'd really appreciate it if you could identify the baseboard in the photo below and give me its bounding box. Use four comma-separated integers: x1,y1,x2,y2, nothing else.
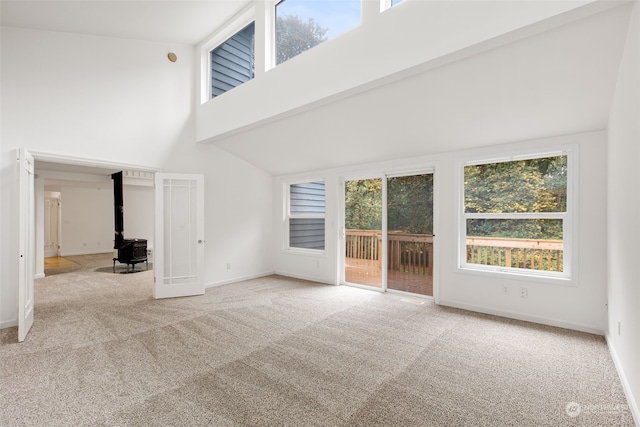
61,250,113,257
0,318,18,330
35,273,45,279
605,334,640,426
438,299,605,335
274,270,336,286
205,271,276,288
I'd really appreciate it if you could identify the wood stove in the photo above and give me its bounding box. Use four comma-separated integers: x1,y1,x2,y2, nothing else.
112,171,148,272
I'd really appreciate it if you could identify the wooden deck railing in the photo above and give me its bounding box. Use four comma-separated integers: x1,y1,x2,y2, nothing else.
466,236,563,272
345,230,433,277
345,231,563,274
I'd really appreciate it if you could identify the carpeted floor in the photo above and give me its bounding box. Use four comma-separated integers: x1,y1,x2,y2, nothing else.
0,254,634,426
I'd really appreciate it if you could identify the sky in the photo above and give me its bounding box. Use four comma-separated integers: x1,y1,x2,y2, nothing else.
276,0,362,39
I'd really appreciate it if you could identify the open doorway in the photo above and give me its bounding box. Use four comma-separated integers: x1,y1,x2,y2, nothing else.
44,193,61,259
36,162,155,278
18,149,207,341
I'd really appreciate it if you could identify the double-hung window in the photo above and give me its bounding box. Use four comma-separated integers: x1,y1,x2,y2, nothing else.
210,22,255,98
460,151,573,279
287,180,326,251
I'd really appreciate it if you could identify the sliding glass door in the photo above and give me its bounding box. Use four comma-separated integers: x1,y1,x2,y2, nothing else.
387,174,434,296
343,173,434,296
344,178,383,289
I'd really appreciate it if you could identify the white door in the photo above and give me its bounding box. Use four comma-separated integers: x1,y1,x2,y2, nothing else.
154,173,205,299
18,148,35,342
44,197,61,258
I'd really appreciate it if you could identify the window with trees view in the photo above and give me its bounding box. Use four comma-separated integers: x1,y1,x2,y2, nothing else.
210,22,255,98
462,153,571,278
288,181,326,251
276,0,361,65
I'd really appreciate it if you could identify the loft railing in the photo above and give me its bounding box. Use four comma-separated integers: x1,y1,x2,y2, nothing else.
345,230,563,274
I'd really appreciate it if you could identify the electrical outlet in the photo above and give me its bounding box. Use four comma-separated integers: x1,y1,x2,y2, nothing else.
520,287,528,298
226,262,231,270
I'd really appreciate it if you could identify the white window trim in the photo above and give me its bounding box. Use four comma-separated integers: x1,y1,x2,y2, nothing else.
284,178,326,255
456,146,578,285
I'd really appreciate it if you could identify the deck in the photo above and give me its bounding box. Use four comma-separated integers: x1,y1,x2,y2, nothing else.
344,230,563,297
345,258,433,296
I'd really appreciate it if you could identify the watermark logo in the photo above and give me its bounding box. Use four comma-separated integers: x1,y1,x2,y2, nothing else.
565,401,629,418
566,402,581,418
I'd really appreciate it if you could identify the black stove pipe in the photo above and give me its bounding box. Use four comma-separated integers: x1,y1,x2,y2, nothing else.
112,171,124,250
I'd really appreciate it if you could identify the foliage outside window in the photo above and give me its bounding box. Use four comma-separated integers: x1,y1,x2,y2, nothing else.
344,175,433,234
387,175,433,235
210,22,255,98
288,181,326,251
462,154,570,278
344,179,382,231
276,0,361,65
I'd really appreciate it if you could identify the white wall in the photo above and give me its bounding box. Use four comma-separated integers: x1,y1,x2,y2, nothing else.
274,131,608,334
57,184,153,257
0,27,274,328
607,1,640,422
123,184,154,252
158,140,275,288
59,186,113,256
197,0,604,141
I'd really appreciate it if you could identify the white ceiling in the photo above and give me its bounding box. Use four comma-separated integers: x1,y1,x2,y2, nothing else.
214,3,632,175
0,0,250,45
2,1,632,177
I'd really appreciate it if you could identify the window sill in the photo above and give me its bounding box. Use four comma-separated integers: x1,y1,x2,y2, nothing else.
456,265,576,286
281,248,327,258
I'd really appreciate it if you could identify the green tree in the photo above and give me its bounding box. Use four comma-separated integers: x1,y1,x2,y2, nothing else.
345,179,382,230
344,175,434,234
464,156,567,240
276,15,328,65
387,175,433,234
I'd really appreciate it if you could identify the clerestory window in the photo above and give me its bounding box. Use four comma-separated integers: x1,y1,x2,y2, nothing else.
275,0,361,65
210,22,255,98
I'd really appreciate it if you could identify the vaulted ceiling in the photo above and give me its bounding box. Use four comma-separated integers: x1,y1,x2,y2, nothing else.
1,0,250,45
2,1,633,176
212,3,632,175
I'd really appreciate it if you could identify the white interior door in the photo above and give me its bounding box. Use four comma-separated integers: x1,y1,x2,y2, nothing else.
18,148,35,342
154,173,205,299
44,197,60,258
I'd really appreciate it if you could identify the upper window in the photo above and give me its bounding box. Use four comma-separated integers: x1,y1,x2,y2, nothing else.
210,22,255,98
287,180,326,251
276,0,361,65
461,152,572,279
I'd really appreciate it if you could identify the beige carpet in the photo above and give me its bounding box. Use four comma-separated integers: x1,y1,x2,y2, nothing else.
0,254,634,426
